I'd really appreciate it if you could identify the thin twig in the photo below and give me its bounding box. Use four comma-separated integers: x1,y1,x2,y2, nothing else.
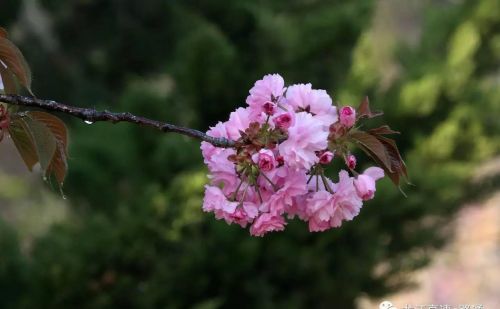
0,94,235,148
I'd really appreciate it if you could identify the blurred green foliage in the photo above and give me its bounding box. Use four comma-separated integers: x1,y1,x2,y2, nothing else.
0,0,499,308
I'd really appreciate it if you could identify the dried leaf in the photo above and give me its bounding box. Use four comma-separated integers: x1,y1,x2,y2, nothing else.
8,117,39,171
357,96,383,119
0,37,32,93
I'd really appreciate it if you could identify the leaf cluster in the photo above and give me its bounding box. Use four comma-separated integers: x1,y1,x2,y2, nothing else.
1,27,68,187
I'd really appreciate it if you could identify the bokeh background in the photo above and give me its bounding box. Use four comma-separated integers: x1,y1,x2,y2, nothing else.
1,0,499,308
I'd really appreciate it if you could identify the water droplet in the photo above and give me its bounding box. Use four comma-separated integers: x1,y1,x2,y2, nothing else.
84,120,93,125
59,186,67,200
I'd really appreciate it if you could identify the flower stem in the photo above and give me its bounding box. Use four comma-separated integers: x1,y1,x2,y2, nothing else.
307,173,314,184
240,181,250,204
320,173,334,194
255,185,264,204
261,172,278,191
232,178,245,201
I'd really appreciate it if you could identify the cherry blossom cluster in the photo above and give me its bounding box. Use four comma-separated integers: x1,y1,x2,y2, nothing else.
201,74,384,236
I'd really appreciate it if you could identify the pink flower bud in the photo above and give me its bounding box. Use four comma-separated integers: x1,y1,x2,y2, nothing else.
319,151,334,165
252,149,276,172
339,106,356,128
263,101,276,115
354,175,376,200
346,154,356,169
354,167,384,200
273,113,292,130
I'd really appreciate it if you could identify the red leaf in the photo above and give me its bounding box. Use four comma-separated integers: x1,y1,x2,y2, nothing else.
351,129,408,187
350,130,393,172
23,115,57,173
357,96,383,119
0,62,18,94
28,111,69,185
9,112,69,187
29,111,68,148
8,117,39,171
377,135,408,182
0,27,7,39
368,125,400,136
0,37,32,93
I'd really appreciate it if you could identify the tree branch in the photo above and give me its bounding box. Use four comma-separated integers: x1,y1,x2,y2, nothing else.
0,94,235,148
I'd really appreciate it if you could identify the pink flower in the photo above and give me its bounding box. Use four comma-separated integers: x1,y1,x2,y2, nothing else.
319,151,334,165
201,75,389,236
278,112,328,170
242,201,259,219
285,83,338,127
260,169,308,215
205,148,239,195
200,123,238,195
218,207,253,228
330,170,363,227
306,191,335,232
346,154,356,169
339,106,356,128
200,122,228,160
273,112,293,130
354,167,384,200
250,213,286,236
225,107,261,140
246,74,285,116
252,149,276,172
205,186,260,228
203,185,237,214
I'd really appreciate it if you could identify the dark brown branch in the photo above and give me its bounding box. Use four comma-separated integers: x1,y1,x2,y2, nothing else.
0,94,235,148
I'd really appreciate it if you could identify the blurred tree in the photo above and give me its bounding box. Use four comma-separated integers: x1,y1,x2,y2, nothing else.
0,0,498,308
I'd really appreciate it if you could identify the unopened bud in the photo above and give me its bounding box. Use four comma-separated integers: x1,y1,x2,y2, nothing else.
346,154,356,169
263,101,276,116
319,151,334,165
252,149,276,172
276,155,284,166
273,113,292,130
339,106,356,128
